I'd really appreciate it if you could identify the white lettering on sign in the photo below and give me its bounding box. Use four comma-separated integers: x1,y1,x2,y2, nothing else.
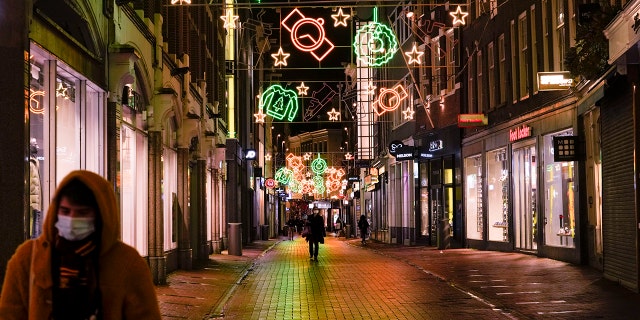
509,125,532,142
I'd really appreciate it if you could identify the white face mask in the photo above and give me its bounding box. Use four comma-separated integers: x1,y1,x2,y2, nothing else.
55,215,95,241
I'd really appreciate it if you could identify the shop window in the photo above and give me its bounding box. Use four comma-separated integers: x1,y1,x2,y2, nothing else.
543,129,576,248
163,117,179,250
465,155,483,240
29,44,105,218
487,148,509,242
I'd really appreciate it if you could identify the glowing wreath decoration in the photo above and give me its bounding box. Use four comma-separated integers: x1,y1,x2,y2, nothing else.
353,22,398,66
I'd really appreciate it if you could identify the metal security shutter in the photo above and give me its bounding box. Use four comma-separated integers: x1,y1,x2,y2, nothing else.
601,91,638,290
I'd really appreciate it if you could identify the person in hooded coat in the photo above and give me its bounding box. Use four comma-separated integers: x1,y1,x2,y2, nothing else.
0,170,161,319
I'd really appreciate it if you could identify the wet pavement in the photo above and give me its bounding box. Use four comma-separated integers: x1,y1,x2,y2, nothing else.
156,235,640,319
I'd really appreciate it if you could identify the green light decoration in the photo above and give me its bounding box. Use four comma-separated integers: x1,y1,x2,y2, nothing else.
312,175,324,187
353,22,398,67
310,155,328,175
314,184,326,195
275,167,294,185
259,84,299,122
289,179,302,193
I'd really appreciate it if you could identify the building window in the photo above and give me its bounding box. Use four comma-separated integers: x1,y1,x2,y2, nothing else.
487,148,509,242
518,13,529,100
531,5,538,95
498,34,507,105
552,0,566,71
510,20,518,103
468,52,475,113
543,129,576,248
488,41,496,109
542,0,550,72
28,44,106,217
446,29,456,91
477,50,484,113
465,155,483,240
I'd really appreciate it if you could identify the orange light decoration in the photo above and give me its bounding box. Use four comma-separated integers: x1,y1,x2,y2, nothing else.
29,89,45,115
450,6,469,26
402,108,415,120
282,9,335,61
171,0,191,4
327,108,340,121
253,108,267,123
296,82,309,95
405,44,424,64
56,82,69,100
271,47,291,67
372,84,409,116
331,8,351,27
220,9,239,29
366,82,377,95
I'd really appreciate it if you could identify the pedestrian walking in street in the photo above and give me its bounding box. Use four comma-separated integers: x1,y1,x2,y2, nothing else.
0,170,161,319
287,215,297,240
358,214,369,245
306,209,326,261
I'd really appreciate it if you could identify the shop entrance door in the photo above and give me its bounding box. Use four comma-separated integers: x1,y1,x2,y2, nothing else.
512,142,538,251
429,186,441,246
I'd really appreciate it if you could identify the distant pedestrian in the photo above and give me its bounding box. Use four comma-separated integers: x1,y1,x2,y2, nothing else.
0,170,161,319
306,209,326,261
287,216,297,240
358,214,369,245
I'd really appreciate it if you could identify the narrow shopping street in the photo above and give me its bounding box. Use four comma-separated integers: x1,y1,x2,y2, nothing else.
219,236,505,320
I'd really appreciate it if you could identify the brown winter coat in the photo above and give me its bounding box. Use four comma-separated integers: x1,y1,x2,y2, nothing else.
0,170,161,319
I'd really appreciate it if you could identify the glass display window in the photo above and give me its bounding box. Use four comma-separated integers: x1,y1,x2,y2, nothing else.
28,44,105,218
487,148,509,242
543,129,576,248
464,155,483,240
163,117,179,250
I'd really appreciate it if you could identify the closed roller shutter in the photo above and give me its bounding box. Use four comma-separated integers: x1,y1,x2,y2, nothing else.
601,89,638,290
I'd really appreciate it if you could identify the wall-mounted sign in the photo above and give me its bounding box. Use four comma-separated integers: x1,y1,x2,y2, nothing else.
429,140,443,152
553,136,580,161
245,149,257,160
388,140,404,155
348,176,359,182
265,178,277,189
509,125,532,142
537,72,573,91
393,145,415,161
458,114,488,127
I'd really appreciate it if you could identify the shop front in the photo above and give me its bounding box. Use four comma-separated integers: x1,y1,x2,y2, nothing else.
463,105,582,263
416,125,462,248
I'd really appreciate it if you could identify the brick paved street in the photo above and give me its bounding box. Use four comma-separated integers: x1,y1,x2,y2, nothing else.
157,235,640,320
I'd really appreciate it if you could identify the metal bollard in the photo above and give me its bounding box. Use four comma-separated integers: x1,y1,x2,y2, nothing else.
228,223,242,256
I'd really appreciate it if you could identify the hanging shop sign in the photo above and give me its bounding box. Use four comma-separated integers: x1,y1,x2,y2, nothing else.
245,149,257,160
458,114,488,127
265,178,277,189
553,136,580,162
537,71,573,91
509,124,532,142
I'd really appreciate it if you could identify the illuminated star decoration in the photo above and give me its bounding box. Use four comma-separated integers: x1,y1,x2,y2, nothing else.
450,6,469,26
296,82,309,95
221,9,239,29
402,108,415,120
331,8,351,27
265,154,272,161
405,44,424,64
170,0,191,4
344,152,353,160
327,108,340,121
366,82,377,95
303,153,312,161
271,47,291,67
253,108,267,123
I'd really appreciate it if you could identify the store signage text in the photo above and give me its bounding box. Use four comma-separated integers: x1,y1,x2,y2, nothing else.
537,72,573,91
429,140,443,152
458,114,488,127
509,125,532,142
